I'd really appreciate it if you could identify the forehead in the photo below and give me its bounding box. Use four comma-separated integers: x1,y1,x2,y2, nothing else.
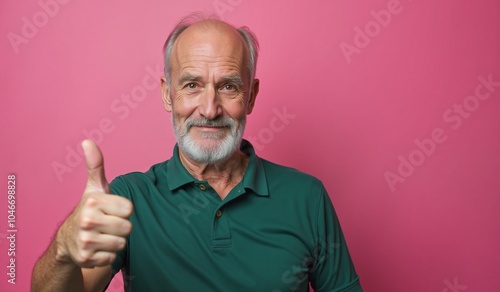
171,22,248,75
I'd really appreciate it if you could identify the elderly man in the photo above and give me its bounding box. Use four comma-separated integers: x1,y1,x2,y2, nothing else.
32,15,362,291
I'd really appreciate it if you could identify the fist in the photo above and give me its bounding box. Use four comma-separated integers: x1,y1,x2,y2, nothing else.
57,140,133,268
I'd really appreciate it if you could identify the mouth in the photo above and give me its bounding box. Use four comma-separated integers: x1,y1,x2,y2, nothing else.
183,117,233,137
192,125,226,132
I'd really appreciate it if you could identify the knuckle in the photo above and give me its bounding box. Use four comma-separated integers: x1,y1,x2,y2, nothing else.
79,215,96,230
77,232,94,249
76,249,93,264
82,194,100,208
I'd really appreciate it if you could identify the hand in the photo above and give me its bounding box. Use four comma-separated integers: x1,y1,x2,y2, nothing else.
56,140,133,268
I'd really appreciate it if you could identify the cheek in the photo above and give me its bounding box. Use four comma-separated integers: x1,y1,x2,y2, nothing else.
171,92,197,115
224,97,248,120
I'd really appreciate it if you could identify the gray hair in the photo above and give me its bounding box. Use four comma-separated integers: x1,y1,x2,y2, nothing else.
162,13,259,87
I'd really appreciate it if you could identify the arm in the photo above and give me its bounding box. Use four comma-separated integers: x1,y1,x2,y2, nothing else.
31,237,112,292
31,140,132,292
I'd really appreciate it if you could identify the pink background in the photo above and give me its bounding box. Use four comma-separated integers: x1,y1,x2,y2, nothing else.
1,0,499,291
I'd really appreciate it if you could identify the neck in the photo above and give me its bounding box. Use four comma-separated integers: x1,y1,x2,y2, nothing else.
178,148,249,199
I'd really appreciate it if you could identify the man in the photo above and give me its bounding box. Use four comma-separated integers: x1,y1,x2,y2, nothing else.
32,14,362,291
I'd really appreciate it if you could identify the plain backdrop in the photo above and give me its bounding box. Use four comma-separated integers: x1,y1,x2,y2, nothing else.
1,0,499,291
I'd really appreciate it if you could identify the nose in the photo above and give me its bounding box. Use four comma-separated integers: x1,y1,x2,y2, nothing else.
198,85,222,120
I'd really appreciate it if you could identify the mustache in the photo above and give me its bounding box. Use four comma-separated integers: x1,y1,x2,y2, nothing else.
185,117,235,130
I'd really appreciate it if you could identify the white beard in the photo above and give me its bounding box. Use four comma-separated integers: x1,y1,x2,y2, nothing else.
172,114,245,164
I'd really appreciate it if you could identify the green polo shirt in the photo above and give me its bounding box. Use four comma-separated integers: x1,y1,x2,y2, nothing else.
109,140,362,291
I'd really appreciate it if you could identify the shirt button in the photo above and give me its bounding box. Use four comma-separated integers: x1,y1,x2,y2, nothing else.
216,210,222,218
199,184,206,191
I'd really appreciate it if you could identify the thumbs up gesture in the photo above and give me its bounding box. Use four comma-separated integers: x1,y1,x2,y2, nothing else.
56,140,133,268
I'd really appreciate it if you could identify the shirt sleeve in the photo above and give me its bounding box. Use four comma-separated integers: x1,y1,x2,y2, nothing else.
309,184,363,292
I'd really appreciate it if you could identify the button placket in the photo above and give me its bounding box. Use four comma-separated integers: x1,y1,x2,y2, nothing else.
212,206,231,248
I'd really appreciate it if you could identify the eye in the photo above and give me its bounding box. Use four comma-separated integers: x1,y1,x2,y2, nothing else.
185,83,197,89
221,84,236,91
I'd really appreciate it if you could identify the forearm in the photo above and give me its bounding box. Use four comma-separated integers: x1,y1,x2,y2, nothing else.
31,235,84,292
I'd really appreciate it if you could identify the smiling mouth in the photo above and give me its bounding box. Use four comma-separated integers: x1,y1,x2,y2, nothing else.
193,125,225,129
191,126,228,139
191,125,229,134
185,117,233,134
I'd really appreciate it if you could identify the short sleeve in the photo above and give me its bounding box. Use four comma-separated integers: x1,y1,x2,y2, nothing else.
309,185,363,292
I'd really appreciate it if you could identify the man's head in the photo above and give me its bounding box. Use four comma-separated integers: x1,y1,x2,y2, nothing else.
160,14,260,164
163,14,259,88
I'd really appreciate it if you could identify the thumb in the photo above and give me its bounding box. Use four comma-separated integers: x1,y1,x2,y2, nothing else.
82,139,109,193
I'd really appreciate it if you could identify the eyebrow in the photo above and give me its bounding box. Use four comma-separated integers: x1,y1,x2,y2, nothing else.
220,75,244,88
178,73,202,86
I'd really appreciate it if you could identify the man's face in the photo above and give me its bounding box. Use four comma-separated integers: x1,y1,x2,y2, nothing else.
161,22,258,164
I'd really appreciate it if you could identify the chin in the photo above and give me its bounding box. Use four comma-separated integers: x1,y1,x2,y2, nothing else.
180,135,240,164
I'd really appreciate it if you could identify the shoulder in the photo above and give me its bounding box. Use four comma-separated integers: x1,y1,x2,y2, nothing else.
258,157,327,201
260,158,323,187
109,160,168,196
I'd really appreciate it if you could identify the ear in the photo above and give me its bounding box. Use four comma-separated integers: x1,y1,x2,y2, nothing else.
160,77,172,112
246,78,259,115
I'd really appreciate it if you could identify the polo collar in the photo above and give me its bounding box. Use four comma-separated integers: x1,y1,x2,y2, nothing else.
165,139,269,197
240,140,269,197
165,143,196,191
